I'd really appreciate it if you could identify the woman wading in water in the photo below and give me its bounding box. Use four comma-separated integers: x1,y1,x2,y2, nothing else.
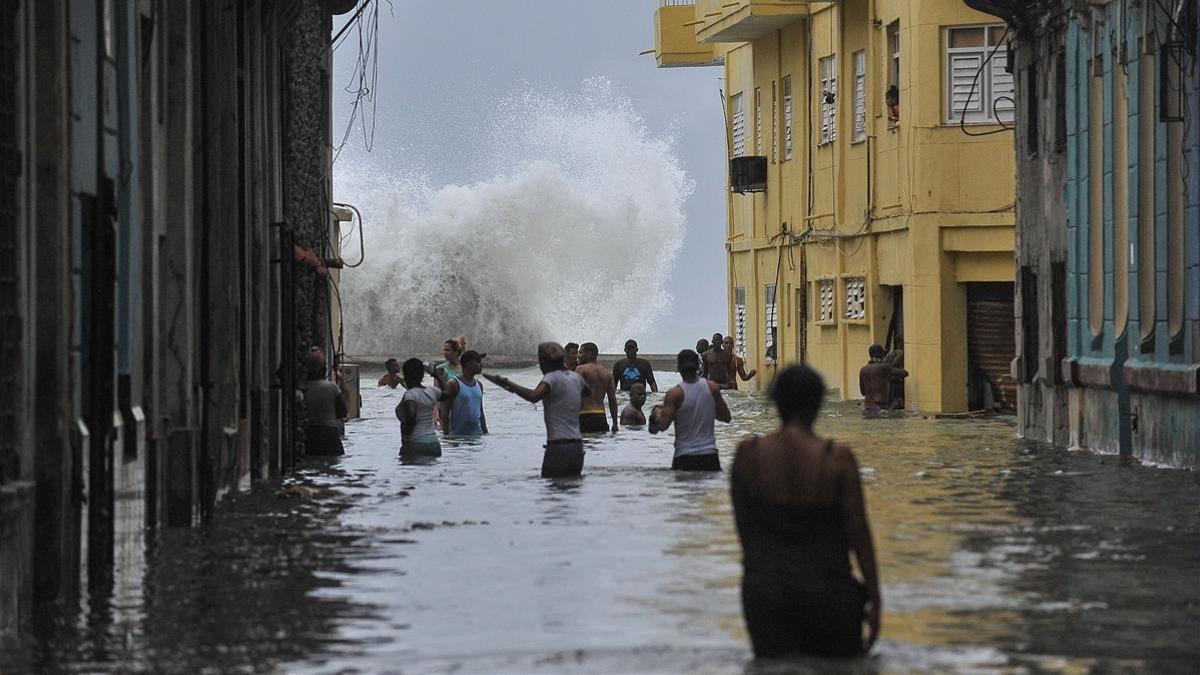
731,365,881,658
434,336,467,428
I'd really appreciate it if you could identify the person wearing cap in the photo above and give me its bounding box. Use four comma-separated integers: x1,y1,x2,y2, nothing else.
484,341,591,477
649,349,731,471
431,350,488,436
575,342,619,433
612,339,658,393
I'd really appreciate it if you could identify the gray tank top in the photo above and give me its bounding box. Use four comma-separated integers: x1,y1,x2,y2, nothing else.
674,378,717,457
540,369,584,441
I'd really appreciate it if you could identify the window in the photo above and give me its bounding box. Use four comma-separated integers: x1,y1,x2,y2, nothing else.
782,75,793,160
754,87,763,155
771,81,778,163
946,24,1014,124
731,92,745,157
1054,52,1067,151
1088,57,1104,338
844,277,866,321
816,279,836,324
764,283,778,360
887,22,900,89
853,50,867,142
1113,62,1129,337
1025,62,1039,154
735,287,747,355
1138,48,1156,343
1165,47,1185,344
819,55,837,144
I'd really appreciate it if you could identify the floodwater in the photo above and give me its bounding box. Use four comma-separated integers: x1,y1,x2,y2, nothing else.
6,368,1200,673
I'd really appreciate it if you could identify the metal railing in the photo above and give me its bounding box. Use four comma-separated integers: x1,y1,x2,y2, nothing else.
661,1,695,7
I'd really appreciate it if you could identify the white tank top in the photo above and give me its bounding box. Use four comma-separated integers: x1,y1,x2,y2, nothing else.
674,378,717,457
400,386,441,438
540,369,584,441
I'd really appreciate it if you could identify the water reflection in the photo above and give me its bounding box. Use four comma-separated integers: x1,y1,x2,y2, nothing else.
4,369,1198,673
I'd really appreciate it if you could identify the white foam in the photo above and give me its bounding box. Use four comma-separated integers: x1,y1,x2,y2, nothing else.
336,78,694,356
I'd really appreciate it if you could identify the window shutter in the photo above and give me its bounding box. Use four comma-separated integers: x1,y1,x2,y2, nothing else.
731,92,745,157
755,88,763,155
784,93,793,159
990,48,1014,122
853,51,866,141
949,50,985,121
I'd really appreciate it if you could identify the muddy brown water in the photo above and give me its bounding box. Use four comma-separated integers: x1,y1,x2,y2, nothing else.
5,368,1199,673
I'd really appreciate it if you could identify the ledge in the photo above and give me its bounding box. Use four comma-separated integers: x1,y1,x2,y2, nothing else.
1123,362,1200,397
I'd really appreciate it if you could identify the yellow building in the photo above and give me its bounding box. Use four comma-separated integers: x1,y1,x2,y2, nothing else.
652,0,1016,412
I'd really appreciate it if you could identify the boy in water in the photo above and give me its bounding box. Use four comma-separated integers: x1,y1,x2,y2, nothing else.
859,344,907,415
620,383,648,426
485,342,591,477
575,342,619,433
378,358,403,388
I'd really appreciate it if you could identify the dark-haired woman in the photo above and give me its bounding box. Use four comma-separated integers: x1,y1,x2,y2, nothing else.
731,365,881,659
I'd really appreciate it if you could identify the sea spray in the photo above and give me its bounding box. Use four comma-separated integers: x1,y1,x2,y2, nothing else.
336,78,694,356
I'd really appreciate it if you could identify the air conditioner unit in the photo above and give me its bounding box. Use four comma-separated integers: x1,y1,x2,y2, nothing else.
730,156,767,193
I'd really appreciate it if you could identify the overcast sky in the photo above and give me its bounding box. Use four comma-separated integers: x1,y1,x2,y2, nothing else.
332,1,727,353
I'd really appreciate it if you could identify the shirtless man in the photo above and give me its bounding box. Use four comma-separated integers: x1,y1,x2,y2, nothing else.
575,342,619,433
722,336,758,390
378,358,403,388
484,342,591,477
704,332,734,388
859,344,907,414
620,383,648,426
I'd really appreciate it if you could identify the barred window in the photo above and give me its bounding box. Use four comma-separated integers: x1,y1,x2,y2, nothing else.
844,277,866,321
817,279,836,323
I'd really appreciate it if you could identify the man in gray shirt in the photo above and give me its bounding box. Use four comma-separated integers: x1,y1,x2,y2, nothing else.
485,341,590,477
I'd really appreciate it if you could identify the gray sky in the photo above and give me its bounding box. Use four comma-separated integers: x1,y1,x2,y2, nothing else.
332,1,727,353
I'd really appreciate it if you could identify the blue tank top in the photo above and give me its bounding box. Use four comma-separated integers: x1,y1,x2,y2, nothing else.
448,377,484,435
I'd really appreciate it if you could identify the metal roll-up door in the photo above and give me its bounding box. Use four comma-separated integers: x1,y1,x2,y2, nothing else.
967,283,1017,411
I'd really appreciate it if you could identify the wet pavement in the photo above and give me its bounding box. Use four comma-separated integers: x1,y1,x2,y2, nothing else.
5,368,1200,673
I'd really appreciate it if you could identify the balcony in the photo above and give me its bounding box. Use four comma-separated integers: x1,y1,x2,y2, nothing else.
654,3,724,68
694,0,814,44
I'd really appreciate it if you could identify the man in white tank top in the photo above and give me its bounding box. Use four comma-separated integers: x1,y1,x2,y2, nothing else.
484,341,591,477
650,349,732,471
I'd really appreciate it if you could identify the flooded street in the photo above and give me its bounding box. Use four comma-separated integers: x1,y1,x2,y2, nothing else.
7,368,1200,673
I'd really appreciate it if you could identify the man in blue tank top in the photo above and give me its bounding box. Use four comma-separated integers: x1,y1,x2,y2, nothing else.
434,350,488,436
650,349,732,471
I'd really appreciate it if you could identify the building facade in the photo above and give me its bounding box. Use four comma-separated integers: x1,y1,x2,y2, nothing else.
966,0,1200,467
1,0,357,640
652,0,1017,412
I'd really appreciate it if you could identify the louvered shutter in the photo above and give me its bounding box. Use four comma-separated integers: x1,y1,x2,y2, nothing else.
853,51,866,141
755,88,763,155
784,93,793,159
949,50,985,122
990,48,1014,122
731,92,745,157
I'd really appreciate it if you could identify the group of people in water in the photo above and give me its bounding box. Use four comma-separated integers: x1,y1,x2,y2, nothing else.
368,334,882,658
